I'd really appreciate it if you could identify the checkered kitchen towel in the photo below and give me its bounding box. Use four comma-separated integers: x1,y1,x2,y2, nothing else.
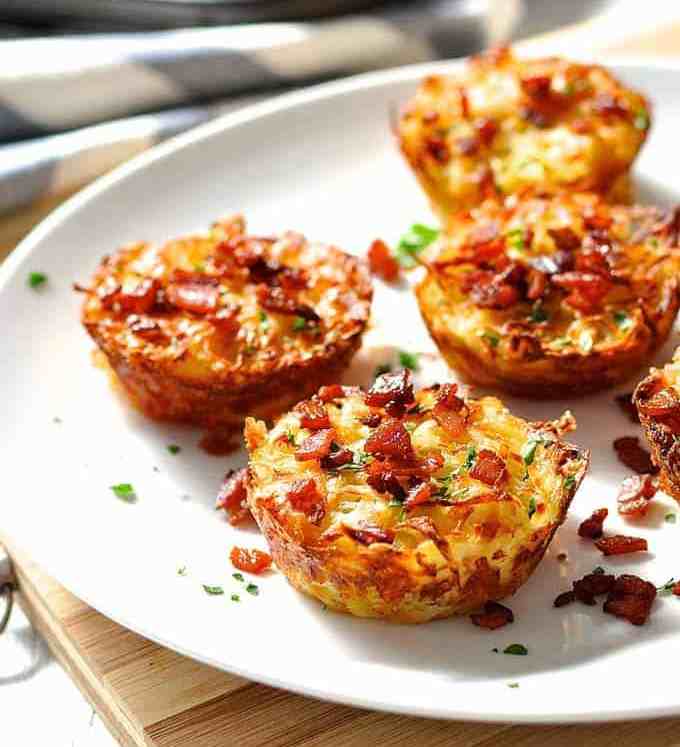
0,1,530,216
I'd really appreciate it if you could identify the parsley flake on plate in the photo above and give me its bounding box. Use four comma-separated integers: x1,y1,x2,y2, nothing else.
202,585,224,596
167,444,181,455
110,483,137,503
231,593,241,602
503,643,528,656
665,513,677,524
395,223,439,267
232,572,244,582
28,271,48,289
398,350,420,371
246,583,259,596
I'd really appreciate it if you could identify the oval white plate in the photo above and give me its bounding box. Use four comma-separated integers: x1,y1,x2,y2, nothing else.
3,58,680,725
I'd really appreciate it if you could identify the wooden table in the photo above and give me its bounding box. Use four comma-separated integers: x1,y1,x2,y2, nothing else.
4,8,680,746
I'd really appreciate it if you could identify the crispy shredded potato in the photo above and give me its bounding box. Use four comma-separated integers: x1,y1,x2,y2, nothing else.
416,193,680,398
80,216,372,428
245,375,588,622
397,47,650,220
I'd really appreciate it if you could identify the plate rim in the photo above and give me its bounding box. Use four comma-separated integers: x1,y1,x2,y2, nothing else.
5,55,680,725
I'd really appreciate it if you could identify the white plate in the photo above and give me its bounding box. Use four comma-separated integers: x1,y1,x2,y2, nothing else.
3,58,680,725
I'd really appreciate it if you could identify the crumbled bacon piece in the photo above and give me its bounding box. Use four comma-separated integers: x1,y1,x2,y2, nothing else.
615,392,639,423
526,269,547,301
367,239,400,282
637,387,680,431
592,93,629,118
317,384,346,402
321,446,354,470
230,546,272,575
166,275,219,314
595,535,648,556
551,271,610,313
116,278,158,314
216,468,252,525
549,226,581,251
553,590,576,608
432,383,468,438
365,369,414,409
425,135,450,163
521,73,552,99
295,428,335,461
405,481,434,509
365,419,415,461
470,601,514,630
208,305,240,336
294,399,330,430
467,264,524,310
475,117,498,145
361,413,382,428
603,574,656,625
456,136,479,156
286,477,325,524
617,474,657,518
573,571,615,605
278,266,308,292
256,284,320,321
345,525,394,545
613,436,657,475
366,460,405,500
469,450,507,486
578,507,608,539
127,315,164,341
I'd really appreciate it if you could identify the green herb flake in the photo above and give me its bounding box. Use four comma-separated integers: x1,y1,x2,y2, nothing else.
374,363,392,378
503,643,528,656
167,444,181,455
529,303,548,323
634,110,650,130
231,593,241,602
110,483,137,503
246,583,259,596
286,431,297,446
258,310,269,329
506,228,525,252
28,271,48,289
657,578,677,596
613,310,633,332
527,496,537,519
522,438,543,466
479,330,500,348
463,446,477,471
202,585,224,596
564,475,577,492
507,682,520,689
398,350,420,371
232,572,245,582
292,316,307,332
395,223,439,267
665,513,677,524
177,566,187,576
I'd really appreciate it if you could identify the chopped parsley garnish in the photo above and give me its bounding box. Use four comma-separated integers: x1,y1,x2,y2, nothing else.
529,303,548,323
462,446,477,471
527,497,537,519
231,593,240,602
167,444,181,455
232,572,244,582
246,583,259,596
613,310,633,331
374,363,392,378
202,585,224,595
480,330,500,348
503,643,528,656
521,438,543,466
395,223,439,267
28,271,48,289
507,682,520,689
563,474,577,492
634,110,649,130
110,483,137,503
665,513,677,524
258,310,269,329
286,430,297,446
657,578,677,596
398,350,420,371
177,566,187,576
292,316,307,332
336,451,371,472
505,228,525,252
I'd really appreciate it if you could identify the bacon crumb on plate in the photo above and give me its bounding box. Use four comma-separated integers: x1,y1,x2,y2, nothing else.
617,474,657,517
595,534,648,556
471,601,514,630
230,546,272,575
613,436,658,475
578,507,608,539
603,574,656,625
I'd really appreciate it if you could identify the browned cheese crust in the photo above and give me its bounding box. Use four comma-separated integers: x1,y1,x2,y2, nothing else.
80,216,372,428
245,372,588,622
397,47,650,221
416,194,680,398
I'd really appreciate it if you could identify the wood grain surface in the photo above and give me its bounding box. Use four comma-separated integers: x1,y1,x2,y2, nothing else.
4,9,680,746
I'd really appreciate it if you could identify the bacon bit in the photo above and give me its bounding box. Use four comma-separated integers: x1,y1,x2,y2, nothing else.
521,105,550,128
573,571,615,605
592,93,629,118
549,226,581,251
286,477,325,524
553,590,576,608
367,239,400,282
365,369,414,409
425,135,450,164
467,263,524,310
208,305,240,336
571,118,593,134
278,266,308,292
116,278,158,314
470,450,507,486
405,481,434,509
345,525,394,545
468,222,503,254
475,117,498,145
321,446,354,470
470,601,514,630
595,535,648,556
167,276,219,314
422,110,439,124
437,382,465,411
617,474,658,518
575,248,611,277
459,86,470,118
603,574,656,625
365,419,415,461
420,453,445,474
294,399,330,430
551,271,610,313
637,387,680,431
613,436,657,475
256,284,319,321
216,468,252,525
230,546,272,575
521,73,552,99
432,384,468,438
295,428,335,461
366,460,405,499
615,392,639,423
317,384,346,402
361,413,382,428
578,507,608,539
127,315,164,341
526,268,547,301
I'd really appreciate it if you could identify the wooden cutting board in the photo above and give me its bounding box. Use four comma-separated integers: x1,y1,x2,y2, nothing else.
5,11,680,747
